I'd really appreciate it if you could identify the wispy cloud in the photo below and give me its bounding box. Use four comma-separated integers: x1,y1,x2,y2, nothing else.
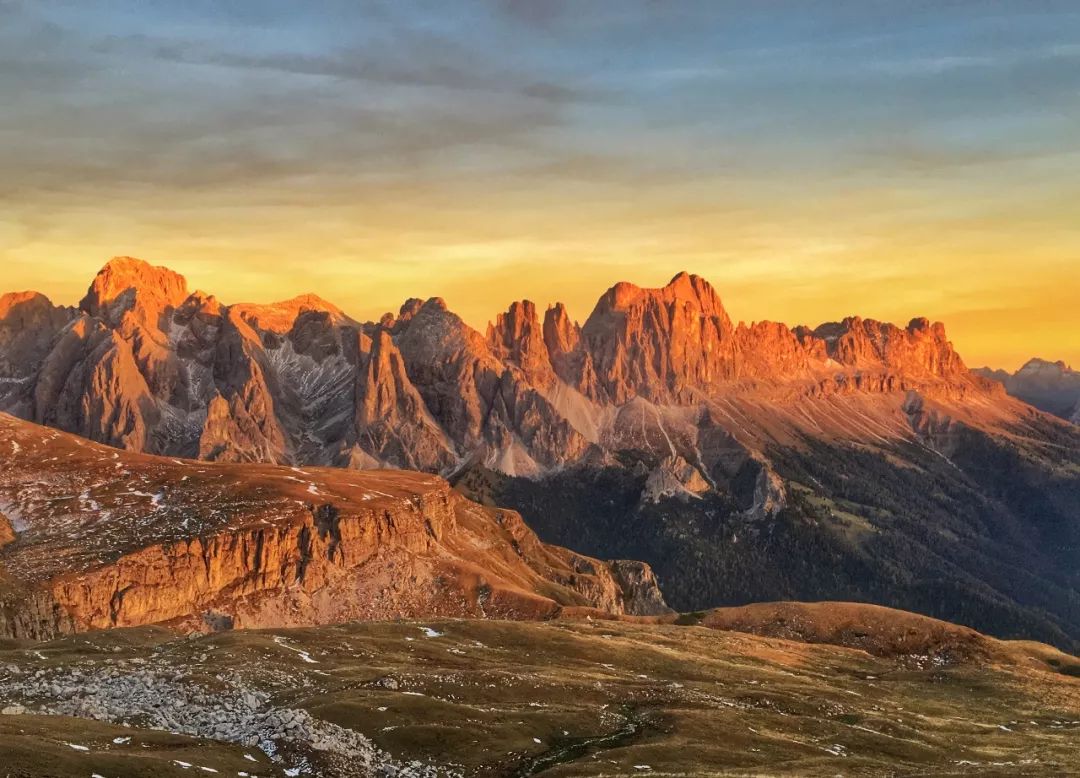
91,30,589,103
1,1,1079,369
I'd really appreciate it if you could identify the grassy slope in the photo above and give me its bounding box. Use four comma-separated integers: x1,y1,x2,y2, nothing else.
0,715,283,778
1,617,1078,777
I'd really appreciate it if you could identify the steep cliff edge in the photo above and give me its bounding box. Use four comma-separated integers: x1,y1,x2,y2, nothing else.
0,413,669,638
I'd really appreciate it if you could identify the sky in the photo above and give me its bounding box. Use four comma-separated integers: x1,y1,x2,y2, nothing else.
2,1,1079,370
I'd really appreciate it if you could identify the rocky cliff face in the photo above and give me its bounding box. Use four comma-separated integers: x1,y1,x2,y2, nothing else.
0,259,1038,519
581,272,737,403
0,291,77,417
0,413,669,639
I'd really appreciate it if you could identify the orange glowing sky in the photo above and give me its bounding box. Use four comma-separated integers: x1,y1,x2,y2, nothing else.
2,2,1079,371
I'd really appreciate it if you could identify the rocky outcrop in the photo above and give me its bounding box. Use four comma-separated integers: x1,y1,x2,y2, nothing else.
814,316,968,381
608,560,672,616
49,490,456,631
640,454,711,503
353,328,456,471
582,272,738,404
487,300,555,387
0,414,669,638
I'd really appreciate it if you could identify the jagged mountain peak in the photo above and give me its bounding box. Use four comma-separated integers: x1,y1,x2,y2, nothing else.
487,299,552,381
398,297,424,317
79,256,189,327
974,356,1080,423
590,271,730,320
0,290,62,320
81,256,189,306
392,296,450,329
665,269,724,304
178,289,222,316
231,292,354,333
1019,357,1074,374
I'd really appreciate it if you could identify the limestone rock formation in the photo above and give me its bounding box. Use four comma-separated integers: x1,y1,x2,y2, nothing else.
487,300,555,386
581,271,737,403
0,259,1050,521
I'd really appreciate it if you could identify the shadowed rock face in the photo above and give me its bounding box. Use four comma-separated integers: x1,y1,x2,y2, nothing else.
0,413,670,638
975,358,1080,423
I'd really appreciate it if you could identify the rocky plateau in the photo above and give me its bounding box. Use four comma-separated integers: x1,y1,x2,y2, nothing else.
0,413,668,640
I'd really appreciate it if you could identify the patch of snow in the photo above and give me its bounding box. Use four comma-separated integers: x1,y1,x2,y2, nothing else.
66,742,90,751
418,627,443,639
0,498,27,532
272,635,318,664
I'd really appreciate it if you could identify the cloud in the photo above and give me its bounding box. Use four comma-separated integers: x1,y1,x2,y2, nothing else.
0,7,609,201
90,26,588,103
494,0,567,27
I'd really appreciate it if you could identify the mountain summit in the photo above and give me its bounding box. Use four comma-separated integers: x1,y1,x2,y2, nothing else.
975,357,1080,423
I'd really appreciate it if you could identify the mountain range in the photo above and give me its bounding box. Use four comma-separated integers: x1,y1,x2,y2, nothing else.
976,358,1080,424
0,257,985,475
1,257,1078,650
